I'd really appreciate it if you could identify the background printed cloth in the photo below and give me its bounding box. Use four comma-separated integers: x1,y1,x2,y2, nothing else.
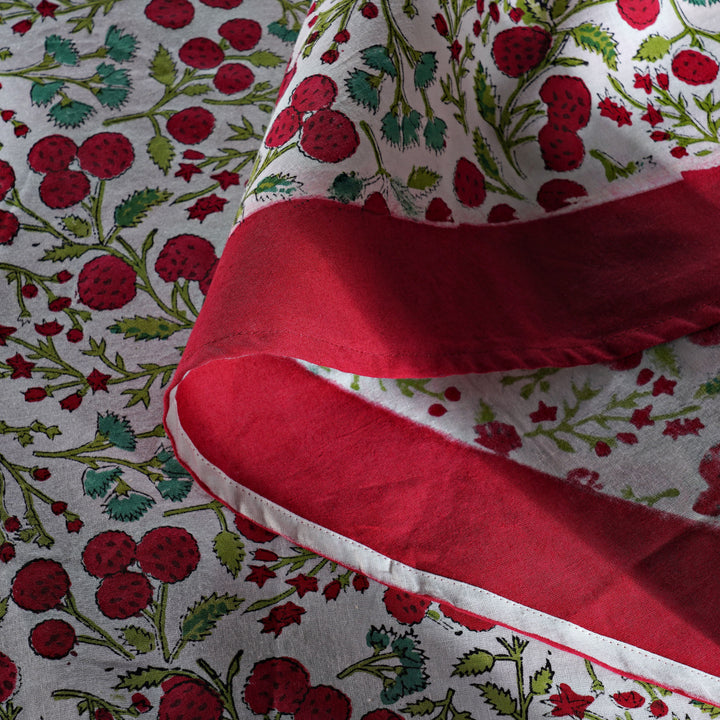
0,2,719,720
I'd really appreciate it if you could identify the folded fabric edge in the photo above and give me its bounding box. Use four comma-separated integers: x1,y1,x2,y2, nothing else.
165,355,720,703
187,170,720,381
165,378,720,704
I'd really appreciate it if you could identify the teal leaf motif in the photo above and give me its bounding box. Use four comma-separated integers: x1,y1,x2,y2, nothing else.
345,70,379,111
45,35,78,65
30,80,64,106
106,493,155,522
362,45,397,77
157,478,193,502
105,26,137,62
414,52,437,89
83,467,123,499
97,412,136,451
49,100,95,128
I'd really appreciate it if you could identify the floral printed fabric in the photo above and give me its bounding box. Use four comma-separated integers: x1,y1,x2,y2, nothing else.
1,1,720,720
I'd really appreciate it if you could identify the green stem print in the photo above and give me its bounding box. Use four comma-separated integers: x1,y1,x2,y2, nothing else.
452,636,554,720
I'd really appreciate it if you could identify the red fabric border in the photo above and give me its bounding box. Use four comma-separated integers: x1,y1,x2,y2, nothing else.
172,355,720,680
180,165,720,380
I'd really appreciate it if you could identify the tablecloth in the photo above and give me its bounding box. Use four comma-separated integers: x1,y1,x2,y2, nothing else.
3,1,720,718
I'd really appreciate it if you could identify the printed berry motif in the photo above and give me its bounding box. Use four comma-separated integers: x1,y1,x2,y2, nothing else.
136,526,200,583
158,678,224,720
244,657,311,714
144,0,194,29
179,38,225,69
82,531,137,577
213,63,255,95
27,135,78,173
0,210,20,245
219,19,262,51
0,160,15,197
299,109,359,163
77,255,137,310
382,588,431,625
671,50,719,86
77,133,134,179
0,652,17,703
96,570,153,619
266,107,302,148
291,74,338,113
29,619,77,659
12,559,70,612
492,26,552,78
453,157,486,207
155,235,218,284
617,0,661,30
294,685,352,720
167,107,215,145
39,170,90,208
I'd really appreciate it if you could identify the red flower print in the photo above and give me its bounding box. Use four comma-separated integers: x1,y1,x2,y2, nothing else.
439,603,495,631
175,163,202,182
33,467,51,481
509,7,524,22
334,29,350,43
37,0,58,16
52,501,68,515
630,405,654,429
549,684,595,718
649,699,669,717
450,40,462,61
566,468,602,490
246,565,276,588
616,432,638,444
477,0,484,12
489,2,499,21
473,19,481,36
650,130,670,141
35,320,63,336
656,72,669,90
0,542,15,563
66,328,83,343
652,375,676,396
253,549,278,562
66,518,83,533
636,368,654,385
361,2,378,18
86,368,111,393
641,104,663,126
321,49,339,64
671,146,688,158
598,97,632,126
7,353,34,379
59,392,82,412
594,441,611,457
4,516,20,532
13,124,29,138
612,691,645,708
663,418,704,439
211,170,240,190
352,573,369,592
0,325,17,345
48,296,71,312
23,284,39,299
286,574,318,598
131,693,152,713
529,401,557,423
474,421,522,455
55,270,72,283
11,20,32,35
322,579,341,601
259,601,305,636
433,13,449,37
187,194,228,222
633,72,652,93
24,387,47,402
383,587,431,624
